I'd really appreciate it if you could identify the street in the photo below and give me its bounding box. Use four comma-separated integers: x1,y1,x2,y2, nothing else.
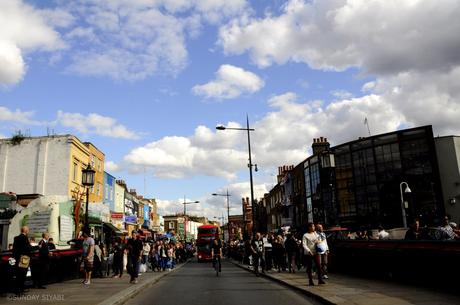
125,260,320,305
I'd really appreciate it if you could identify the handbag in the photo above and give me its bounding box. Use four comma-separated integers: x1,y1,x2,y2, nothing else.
18,255,30,269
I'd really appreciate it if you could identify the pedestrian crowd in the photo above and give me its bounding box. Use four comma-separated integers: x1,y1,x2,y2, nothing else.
228,215,459,286
81,230,192,285
7,214,459,295
8,227,192,295
229,223,330,286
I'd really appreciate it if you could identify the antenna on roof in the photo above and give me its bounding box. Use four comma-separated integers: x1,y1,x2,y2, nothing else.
364,117,371,136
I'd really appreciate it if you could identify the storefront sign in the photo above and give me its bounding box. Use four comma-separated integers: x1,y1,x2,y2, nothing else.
111,212,124,219
125,215,137,223
143,205,150,221
28,211,51,235
60,215,73,241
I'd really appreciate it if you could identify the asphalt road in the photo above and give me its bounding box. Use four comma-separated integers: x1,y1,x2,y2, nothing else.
125,260,320,305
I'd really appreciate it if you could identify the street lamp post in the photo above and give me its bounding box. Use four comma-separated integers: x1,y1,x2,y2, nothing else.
212,189,231,242
399,182,412,228
182,196,199,242
216,115,257,238
81,164,95,234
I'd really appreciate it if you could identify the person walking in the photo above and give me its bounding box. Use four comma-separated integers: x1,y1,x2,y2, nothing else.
302,223,325,286
35,232,51,289
250,232,265,276
12,226,32,295
81,231,95,285
158,241,167,271
111,241,123,278
284,233,298,273
93,240,103,278
272,235,285,272
126,231,143,283
142,241,151,267
316,224,329,279
264,233,273,271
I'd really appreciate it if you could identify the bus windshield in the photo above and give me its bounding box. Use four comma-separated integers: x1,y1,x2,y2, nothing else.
198,228,217,235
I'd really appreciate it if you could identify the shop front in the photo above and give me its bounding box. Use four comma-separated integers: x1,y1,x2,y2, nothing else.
125,215,138,233
110,212,125,230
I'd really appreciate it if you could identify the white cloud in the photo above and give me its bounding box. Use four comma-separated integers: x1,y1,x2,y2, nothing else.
121,91,404,180
0,41,25,85
0,1,249,84
331,90,353,99
105,161,121,173
56,111,140,140
370,68,460,136
251,92,404,168
0,106,41,125
156,181,268,217
192,64,264,99
0,0,66,86
218,0,460,138
219,0,460,74
61,1,248,81
123,131,247,180
361,81,376,92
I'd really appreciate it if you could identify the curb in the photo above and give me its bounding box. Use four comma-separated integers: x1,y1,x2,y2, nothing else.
97,261,189,305
229,260,335,305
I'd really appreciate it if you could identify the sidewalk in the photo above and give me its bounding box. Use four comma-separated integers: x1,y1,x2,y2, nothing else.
231,261,460,305
0,264,187,305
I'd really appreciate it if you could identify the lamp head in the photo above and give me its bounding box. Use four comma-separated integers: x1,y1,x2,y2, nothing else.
404,186,412,193
216,125,226,130
212,193,218,196
81,164,95,186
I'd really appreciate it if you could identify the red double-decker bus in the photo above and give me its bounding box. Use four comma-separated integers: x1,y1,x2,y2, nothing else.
196,224,218,262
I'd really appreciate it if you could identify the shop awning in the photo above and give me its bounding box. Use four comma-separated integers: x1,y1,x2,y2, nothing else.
140,229,152,237
103,222,124,236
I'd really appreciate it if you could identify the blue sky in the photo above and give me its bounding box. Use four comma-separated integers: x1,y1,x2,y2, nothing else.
1,0,460,217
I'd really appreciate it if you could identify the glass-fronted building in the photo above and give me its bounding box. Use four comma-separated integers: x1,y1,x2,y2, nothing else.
332,125,444,228
304,138,337,226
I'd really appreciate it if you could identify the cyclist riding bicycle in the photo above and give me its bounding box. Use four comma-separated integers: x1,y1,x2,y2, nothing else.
211,235,223,273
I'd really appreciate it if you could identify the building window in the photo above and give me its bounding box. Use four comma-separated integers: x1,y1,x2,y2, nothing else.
110,187,113,201
105,184,108,199
91,155,95,167
98,159,102,172
90,186,94,194
169,222,174,229
73,162,78,181
97,183,101,196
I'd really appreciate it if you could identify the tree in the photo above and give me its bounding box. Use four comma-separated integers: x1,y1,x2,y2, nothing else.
71,186,87,238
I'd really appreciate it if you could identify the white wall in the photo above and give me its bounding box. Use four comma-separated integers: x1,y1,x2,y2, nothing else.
0,136,70,196
435,136,460,224
187,221,204,240
7,195,70,248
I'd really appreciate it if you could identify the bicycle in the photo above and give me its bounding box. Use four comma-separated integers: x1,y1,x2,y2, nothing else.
213,254,221,277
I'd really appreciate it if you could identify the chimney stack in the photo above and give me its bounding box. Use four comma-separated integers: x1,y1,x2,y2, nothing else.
312,137,330,155
277,164,294,183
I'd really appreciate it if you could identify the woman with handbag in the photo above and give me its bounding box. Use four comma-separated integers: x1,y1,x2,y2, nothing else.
12,226,32,295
